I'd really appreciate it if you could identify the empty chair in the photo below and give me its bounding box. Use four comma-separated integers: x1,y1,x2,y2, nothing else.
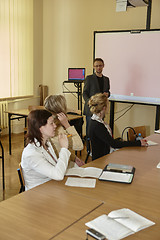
127,126,146,141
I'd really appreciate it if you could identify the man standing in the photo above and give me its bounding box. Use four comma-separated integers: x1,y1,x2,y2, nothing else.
83,58,110,150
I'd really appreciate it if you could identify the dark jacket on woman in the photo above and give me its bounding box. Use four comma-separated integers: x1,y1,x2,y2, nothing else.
89,119,141,160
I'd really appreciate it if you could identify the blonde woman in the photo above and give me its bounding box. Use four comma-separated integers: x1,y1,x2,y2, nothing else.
88,93,148,160
44,95,84,167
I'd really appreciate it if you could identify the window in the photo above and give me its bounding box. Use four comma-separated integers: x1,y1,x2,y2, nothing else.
0,0,33,99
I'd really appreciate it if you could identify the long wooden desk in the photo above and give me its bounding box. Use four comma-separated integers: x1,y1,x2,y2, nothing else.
0,134,160,239
44,133,160,239
6,109,83,154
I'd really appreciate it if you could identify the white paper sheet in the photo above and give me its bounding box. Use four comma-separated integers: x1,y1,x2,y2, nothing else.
157,162,160,168
147,140,158,146
65,177,96,188
99,171,133,183
154,129,160,134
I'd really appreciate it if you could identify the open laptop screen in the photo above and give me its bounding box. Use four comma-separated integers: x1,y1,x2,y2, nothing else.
68,68,85,82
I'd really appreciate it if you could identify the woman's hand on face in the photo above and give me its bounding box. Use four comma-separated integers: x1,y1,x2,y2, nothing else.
140,139,148,147
57,112,70,129
58,133,69,149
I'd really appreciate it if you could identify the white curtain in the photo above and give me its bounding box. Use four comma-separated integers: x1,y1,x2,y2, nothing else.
0,0,33,98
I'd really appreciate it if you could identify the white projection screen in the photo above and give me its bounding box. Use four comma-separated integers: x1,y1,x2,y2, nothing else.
94,29,160,104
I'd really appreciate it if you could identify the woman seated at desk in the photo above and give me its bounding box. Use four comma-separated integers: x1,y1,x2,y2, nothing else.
21,109,71,191
88,93,148,160
44,94,84,167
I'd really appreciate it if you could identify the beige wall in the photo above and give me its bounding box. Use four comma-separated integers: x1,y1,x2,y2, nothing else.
9,0,160,136
43,0,148,92
42,0,160,138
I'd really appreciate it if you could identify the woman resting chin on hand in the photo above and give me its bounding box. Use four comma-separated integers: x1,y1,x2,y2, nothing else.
44,95,84,167
21,109,71,191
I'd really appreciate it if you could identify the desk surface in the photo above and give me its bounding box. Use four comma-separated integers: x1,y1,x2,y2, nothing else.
6,108,83,121
1,134,160,239
53,203,159,240
0,184,102,240
44,134,160,239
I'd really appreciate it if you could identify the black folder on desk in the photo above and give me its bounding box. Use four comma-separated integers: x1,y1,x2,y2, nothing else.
98,163,135,184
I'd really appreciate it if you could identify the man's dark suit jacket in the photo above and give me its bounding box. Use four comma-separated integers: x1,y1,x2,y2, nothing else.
83,73,110,116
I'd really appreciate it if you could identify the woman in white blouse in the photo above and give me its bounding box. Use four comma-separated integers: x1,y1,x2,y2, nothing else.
21,109,71,191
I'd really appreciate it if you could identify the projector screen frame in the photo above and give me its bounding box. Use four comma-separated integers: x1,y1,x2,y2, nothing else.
94,28,160,104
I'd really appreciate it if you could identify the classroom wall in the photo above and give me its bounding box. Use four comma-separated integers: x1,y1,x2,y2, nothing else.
7,0,160,136
42,0,160,138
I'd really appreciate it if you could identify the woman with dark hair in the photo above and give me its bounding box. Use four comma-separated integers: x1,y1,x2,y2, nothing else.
21,109,71,190
88,93,148,161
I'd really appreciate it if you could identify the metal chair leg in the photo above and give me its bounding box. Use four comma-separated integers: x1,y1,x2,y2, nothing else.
0,140,5,190
85,138,91,163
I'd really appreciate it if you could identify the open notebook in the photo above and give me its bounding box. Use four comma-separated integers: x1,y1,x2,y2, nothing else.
85,208,155,240
99,164,135,184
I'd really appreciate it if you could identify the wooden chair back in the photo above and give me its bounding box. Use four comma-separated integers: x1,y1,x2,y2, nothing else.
128,126,146,141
